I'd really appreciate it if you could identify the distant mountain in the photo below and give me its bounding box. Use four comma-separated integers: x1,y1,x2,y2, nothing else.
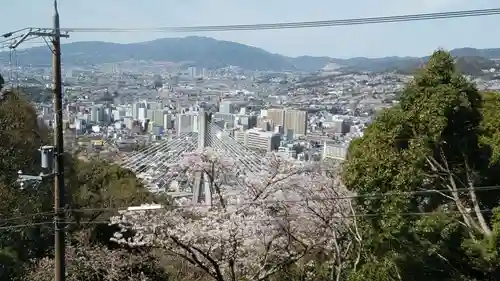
330,51,498,75
0,37,330,71
0,36,498,74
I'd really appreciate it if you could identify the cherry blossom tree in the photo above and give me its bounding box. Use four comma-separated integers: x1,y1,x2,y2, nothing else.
25,232,170,281
110,149,360,281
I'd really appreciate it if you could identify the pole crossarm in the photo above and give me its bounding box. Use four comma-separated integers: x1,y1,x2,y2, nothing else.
2,28,69,50
6,3,69,279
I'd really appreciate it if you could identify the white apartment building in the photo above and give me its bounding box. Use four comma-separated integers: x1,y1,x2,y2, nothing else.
235,128,281,152
323,141,348,160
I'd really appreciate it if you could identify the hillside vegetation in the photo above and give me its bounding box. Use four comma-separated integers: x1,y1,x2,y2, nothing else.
0,91,158,280
343,50,500,281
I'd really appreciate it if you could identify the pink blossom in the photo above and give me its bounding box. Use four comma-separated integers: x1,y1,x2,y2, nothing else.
110,149,360,281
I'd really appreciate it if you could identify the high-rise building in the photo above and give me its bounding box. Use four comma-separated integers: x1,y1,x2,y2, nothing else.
246,129,281,152
89,106,105,124
235,128,281,152
284,109,308,136
219,101,234,114
132,102,146,120
177,112,199,136
113,108,127,121
147,109,166,126
163,114,173,129
187,67,196,78
147,102,163,110
266,108,285,127
238,115,258,129
138,108,147,121
123,117,134,130
258,118,274,131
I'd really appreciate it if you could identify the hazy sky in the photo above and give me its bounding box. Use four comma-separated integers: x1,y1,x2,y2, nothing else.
2,0,500,58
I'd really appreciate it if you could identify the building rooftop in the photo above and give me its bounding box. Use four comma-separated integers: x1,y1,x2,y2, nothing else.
247,128,278,138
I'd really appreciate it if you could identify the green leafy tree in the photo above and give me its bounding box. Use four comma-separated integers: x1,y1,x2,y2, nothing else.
343,50,500,281
0,92,50,184
0,90,155,280
0,91,53,280
479,92,500,164
66,158,153,229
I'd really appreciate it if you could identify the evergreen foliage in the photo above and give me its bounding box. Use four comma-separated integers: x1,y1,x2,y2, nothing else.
343,50,500,281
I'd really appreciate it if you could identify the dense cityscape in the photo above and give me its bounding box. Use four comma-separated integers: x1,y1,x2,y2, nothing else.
0,2,500,281
8,62,500,163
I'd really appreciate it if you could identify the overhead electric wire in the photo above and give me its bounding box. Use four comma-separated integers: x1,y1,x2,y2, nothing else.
0,208,495,231
1,28,32,39
68,184,500,210
0,220,110,231
53,8,500,33
1,185,498,231
2,184,500,223
0,34,26,48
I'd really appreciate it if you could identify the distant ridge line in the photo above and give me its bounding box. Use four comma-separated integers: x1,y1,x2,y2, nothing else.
1,37,499,74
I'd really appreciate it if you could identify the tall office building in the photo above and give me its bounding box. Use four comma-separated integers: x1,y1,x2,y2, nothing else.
163,114,174,129
89,106,105,124
113,107,127,121
187,67,196,78
219,101,234,114
235,128,281,152
149,110,166,126
258,118,274,131
147,102,163,110
246,129,281,152
284,109,308,136
132,102,146,120
238,115,258,129
266,108,285,127
177,112,199,136
138,108,147,121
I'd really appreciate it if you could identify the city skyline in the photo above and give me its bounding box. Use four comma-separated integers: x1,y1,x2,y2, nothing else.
2,0,500,58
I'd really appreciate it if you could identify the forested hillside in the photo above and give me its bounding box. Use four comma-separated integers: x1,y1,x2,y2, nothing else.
0,36,498,74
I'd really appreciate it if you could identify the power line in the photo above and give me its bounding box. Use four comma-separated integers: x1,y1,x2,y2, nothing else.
0,211,55,224
1,184,499,225
64,184,500,211
0,220,109,231
55,8,500,33
0,208,494,231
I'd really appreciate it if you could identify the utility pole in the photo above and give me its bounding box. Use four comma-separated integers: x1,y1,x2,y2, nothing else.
52,1,66,280
6,1,68,281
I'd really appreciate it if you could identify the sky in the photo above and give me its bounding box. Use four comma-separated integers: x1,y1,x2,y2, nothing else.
2,0,500,58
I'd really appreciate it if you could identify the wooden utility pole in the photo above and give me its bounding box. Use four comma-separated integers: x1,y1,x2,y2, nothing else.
7,4,68,280
52,1,66,281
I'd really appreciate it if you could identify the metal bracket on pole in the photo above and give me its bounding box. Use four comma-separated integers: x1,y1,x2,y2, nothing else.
16,145,56,189
17,172,55,189
9,31,32,49
8,28,69,50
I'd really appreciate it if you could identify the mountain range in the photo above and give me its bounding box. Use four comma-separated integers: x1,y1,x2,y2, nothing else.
1,36,500,74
